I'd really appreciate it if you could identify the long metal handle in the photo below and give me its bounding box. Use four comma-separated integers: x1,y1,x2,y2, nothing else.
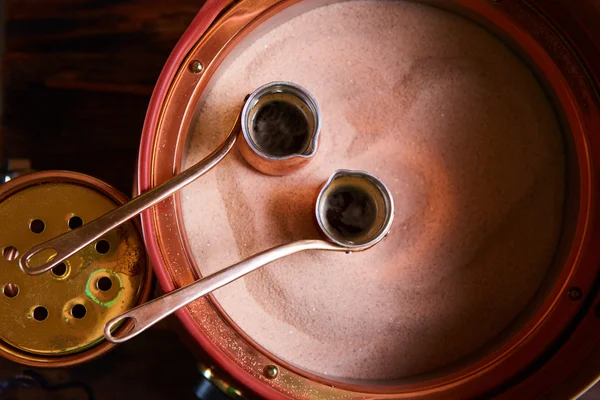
104,239,347,343
18,112,242,276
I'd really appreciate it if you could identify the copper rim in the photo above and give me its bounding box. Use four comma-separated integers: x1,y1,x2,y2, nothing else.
138,0,600,398
0,170,153,367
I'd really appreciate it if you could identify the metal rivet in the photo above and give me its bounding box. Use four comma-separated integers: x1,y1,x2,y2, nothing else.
568,287,582,301
190,60,204,74
264,365,279,379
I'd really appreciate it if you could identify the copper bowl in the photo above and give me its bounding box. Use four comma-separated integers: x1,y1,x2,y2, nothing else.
137,0,600,398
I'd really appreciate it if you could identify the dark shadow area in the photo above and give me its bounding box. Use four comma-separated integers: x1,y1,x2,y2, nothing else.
0,327,201,400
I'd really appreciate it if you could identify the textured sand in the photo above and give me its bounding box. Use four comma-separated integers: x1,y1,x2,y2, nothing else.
181,0,565,380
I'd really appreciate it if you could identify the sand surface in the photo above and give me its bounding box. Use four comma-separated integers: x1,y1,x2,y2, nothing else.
181,0,565,380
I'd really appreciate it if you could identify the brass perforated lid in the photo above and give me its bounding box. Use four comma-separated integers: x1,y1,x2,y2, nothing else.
0,171,151,363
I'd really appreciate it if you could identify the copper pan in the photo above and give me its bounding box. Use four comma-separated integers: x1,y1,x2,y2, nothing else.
136,0,600,398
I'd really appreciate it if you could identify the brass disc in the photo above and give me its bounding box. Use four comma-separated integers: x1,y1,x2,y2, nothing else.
0,173,148,355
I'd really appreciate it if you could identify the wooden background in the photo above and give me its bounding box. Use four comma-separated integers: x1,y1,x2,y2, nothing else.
1,0,201,194
1,0,599,398
0,1,209,399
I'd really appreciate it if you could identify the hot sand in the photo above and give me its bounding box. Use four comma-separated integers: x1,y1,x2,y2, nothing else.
181,0,565,380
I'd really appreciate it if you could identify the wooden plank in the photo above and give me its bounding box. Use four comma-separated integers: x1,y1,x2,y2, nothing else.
3,86,150,192
6,0,199,54
3,89,148,146
4,52,161,93
6,0,201,21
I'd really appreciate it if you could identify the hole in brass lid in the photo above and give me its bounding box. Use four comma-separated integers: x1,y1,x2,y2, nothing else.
3,283,19,298
3,246,18,261
33,306,48,321
95,240,110,254
71,304,87,319
51,262,68,277
30,219,45,234
97,276,113,292
68,215,83,230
